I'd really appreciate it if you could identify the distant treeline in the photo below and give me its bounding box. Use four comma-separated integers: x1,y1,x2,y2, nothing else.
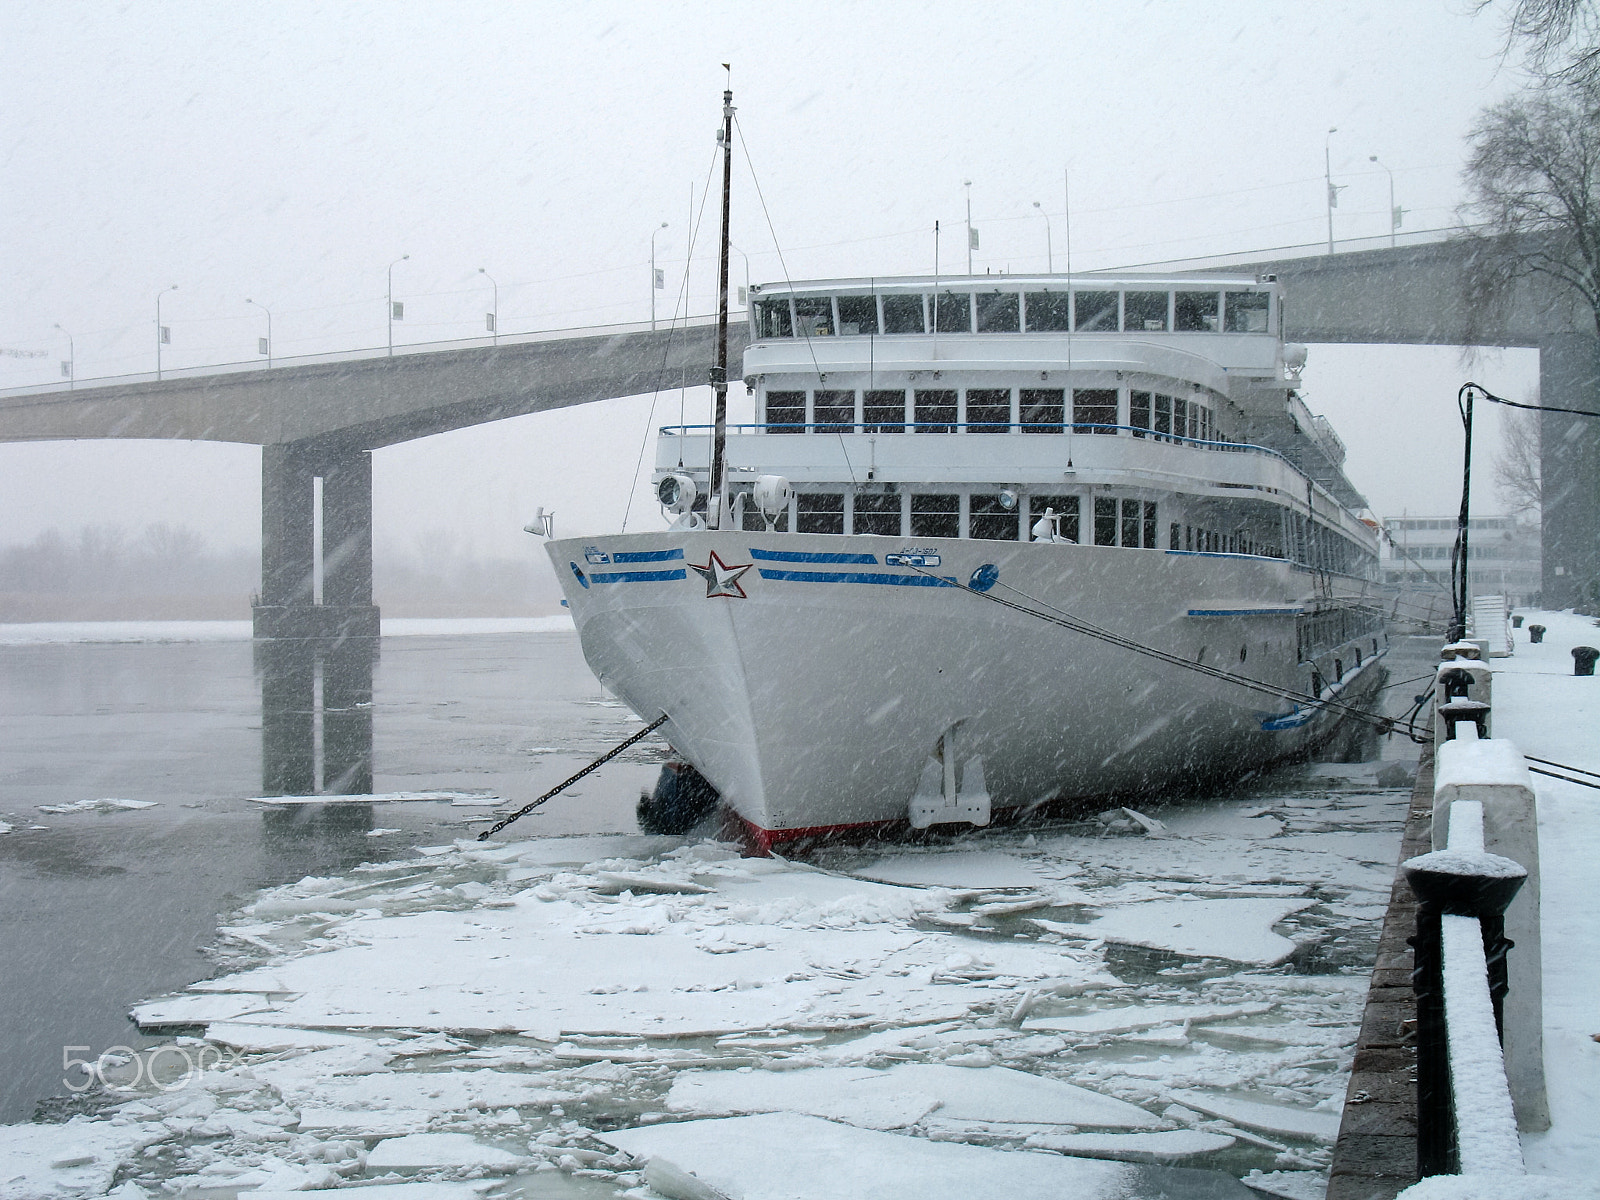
0,525,562,621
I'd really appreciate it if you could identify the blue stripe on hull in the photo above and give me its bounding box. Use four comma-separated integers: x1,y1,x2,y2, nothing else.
756,568,957,587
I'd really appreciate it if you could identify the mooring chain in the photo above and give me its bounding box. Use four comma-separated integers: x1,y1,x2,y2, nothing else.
477,713,670,840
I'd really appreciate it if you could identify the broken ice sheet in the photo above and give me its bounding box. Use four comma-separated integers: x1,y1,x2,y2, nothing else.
1032,896,1318,966
851,849,1054,890
34,797,157,814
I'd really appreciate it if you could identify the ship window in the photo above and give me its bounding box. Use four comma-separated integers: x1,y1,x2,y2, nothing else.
975,291,1020,333
796,493,844,534
1031,494,1080,542
755,298,792,339
853,492,902,536
766,391,805,433
863,389,907,433
1020,388,1064,433
742,496,788,532
932,291,971,333
1172,396,1189,441
1130,390,1152,438
1225,290,1271,333
1154,393,1173,440
1024,291,1072,332
969,494,1022,541
1074,290,1117,331
794,297,833,337
837,295,879,336
1124,291,1168,332
813,389,855,430
882,294,926,334
914,389,957,433
1143,501,1158,548
1170,522,1180,549
1073,388,1118,434
1121,498,1142,547
1175,291,1220,332
1094,497,1118,546
910,493,959,539
966,388,1011,432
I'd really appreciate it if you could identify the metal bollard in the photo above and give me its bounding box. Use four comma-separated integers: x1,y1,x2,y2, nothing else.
1438,667,1476,701
1404,847,1527,1179
1511,615,1524,628
1527,624,1545,644
1573,647,1598,676
1438,698,1491,740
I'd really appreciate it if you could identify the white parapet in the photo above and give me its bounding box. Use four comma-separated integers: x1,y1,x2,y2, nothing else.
1434,738,1550,1132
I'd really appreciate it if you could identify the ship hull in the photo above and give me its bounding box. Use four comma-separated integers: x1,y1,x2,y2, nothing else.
549,530,1384,846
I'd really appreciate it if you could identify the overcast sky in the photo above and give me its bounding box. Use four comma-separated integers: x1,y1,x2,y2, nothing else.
0,1,1546,562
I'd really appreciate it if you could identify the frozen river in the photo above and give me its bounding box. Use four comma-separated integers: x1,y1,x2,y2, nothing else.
0,623,1434,1199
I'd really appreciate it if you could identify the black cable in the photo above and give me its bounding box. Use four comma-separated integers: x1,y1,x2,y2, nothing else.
1528,765,1600,791
1525,755,1600,781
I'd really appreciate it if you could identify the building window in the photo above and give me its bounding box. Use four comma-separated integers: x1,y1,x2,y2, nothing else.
911,493,959,539
862,390,906,433
853,492,901,536
813,390,855,430
756,298,792,338
932,292,971,333
1130,390,1152,438
914,389,957,433
1225,291,1270,333
975,292,1020,332
1024,292,1072,332
966,388,1011,432
1032,494,1080,543
793,297,833,337
882,294,925,334
1074,291,1117,331
1073,388,1118,434
1094,497,1118,546
1175,291,1220,332
765,391,805,432
1020,388,1064,433
969,494,1021,541
837,295,878,336
796,493,844,534
1125,291,1168,332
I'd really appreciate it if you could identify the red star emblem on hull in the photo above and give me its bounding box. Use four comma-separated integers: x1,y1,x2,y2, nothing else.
689,550,754,599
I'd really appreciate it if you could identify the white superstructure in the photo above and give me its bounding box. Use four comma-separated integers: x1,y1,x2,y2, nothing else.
548,273,1386,849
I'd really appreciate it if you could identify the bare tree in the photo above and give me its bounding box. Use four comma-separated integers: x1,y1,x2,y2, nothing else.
1484,0,1600,88
1460,77,1600,338
1495,404,1544,512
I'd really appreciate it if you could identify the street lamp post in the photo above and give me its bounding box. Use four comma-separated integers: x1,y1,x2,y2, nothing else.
246,298,273,367
1032,201,1054,272
478,268,499,345
155,284,178,380
1369,154,1401,249
1324,127,1345,256
387,254,409,356
53,323,73,389
650,222,668,332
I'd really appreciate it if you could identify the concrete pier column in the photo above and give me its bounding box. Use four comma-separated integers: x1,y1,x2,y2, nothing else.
258,444,316,609
1539,334,1600,610
322,636,376,794
257,637,317,796
322,450,373,609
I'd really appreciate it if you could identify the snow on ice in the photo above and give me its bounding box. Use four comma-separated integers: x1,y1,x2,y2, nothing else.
4,778,1415,1198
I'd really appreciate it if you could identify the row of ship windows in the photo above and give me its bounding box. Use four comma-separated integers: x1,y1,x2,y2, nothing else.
1298,607,1385,665
754,289,1273,339
762,388,1219,441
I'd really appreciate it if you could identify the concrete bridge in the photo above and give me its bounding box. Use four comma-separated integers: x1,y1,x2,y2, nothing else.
2,237,1595,632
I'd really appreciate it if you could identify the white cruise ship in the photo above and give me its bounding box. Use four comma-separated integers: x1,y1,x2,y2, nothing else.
548,273,1386,851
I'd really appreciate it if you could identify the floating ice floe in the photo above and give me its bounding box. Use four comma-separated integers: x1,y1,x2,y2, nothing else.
34,797,157,814
1023,1001,1275,1038
1032,895,1318,966
852,849,1054,889
601,1111,1260,1200
1168,1089,1342,1142
0,1116,167,1199
365,1131,530,1170
247,791,500,806
251,1185,485,1200
1023,1128,1237,1163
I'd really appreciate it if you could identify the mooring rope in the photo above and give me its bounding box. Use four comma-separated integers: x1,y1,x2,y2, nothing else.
477,713,670,840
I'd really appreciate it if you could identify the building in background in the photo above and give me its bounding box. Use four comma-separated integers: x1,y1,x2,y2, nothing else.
1379,514,1541,629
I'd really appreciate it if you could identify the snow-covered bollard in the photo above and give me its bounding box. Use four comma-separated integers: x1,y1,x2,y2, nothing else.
1572,646,1598,676
1433,661,1491,743
1403,832,1528,1180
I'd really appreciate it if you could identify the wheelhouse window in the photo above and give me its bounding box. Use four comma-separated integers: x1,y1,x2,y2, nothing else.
910,493,959,539
813,389,854,430
1031,494,1080,542
1094,497,1118,546
1020,388,1064,433
837,295,879,336
755,298,792,339
1224,290,1270,333
1130,390,1151,438
1172,396,1189,441
932,292,971,333
741,496,787,532
914,389,957,433
1154,393,1173,440
1120,499,1141,547
969,494,1021,541
853,492,902,536
1074,290,1117,331
1024,292,1071,332
796,493,844,534
793,297,833,337
966,388,1011,432
975,292,1020,332
765,390,805,432
882,294,925,334
1073,388,1118,434
1175,291,1220,332
862,389,906,433
1142,501,1158,547
1124,291,1168,332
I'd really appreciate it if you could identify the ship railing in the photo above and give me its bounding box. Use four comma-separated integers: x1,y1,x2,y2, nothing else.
660,420,1259,451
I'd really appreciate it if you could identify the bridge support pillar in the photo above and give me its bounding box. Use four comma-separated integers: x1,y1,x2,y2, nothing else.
1540,335,1600,611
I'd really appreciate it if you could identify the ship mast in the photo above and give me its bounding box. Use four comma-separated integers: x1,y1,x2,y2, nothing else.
710,72,735,528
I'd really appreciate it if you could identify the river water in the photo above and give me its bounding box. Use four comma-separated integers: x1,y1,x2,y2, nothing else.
0,623,1432,1129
